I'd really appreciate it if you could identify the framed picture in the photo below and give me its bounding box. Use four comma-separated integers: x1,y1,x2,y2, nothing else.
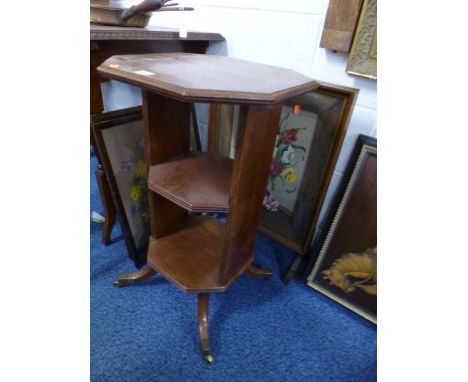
346,0,377,79
92,107,150,267
306,135,377,323
208,83,358,279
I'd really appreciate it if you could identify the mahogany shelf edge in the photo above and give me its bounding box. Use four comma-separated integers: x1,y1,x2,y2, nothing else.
99,67,319,105
97,53,320,105
147,215,252,293
148,152,232,213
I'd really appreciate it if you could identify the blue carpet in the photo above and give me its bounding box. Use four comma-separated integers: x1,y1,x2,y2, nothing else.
90,149,376,382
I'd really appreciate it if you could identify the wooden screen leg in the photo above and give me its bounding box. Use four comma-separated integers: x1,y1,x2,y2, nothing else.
95,164,116,245
198,293,213,364
90,61,116,246
113,267,157,288
282,253,303,283
244,265,273,279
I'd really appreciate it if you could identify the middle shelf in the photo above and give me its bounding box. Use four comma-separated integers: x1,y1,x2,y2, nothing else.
148,151,233,213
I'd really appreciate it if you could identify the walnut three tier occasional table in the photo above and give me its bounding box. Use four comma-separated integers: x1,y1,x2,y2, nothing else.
97,53,319,363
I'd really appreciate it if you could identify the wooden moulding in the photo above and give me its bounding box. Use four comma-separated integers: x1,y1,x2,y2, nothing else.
147,214,252,293
90,24,225,42
147,152,232,213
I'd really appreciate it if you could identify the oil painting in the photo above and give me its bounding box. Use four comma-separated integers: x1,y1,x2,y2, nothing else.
306,135,377,323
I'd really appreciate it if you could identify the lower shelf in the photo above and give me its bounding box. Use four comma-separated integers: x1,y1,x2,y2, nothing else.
147,215,250,293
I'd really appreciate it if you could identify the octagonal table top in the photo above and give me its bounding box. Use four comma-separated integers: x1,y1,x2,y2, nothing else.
97,53,319,104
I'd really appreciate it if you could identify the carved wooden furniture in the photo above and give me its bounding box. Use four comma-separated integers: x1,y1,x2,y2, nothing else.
97,53,319,362
90,24,223,246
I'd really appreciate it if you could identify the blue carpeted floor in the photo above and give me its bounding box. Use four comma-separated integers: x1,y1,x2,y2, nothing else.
90,150,376,382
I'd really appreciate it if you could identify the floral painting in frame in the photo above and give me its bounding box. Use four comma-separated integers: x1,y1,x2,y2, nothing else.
92,107,149,267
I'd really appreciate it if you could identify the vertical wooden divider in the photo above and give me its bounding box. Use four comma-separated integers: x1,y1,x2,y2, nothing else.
218,103,283,284
142,90,191,239
207,104,220,153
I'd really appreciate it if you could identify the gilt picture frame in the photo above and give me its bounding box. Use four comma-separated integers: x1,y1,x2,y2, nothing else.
346,0,377,79
208,83,358,279
306,135,377,323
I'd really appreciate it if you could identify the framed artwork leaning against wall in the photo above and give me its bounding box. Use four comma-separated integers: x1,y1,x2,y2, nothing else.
306,134,377,323
91,107,150,267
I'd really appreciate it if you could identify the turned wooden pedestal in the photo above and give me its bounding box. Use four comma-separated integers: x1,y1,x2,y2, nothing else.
98,53,318,362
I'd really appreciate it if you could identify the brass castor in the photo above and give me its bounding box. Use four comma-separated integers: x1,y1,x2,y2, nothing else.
203,351,214,364
113,279,127,288
201,337,214,364
113,273,133,288
112,268,157,287
259,269,273,279
244,265,273,279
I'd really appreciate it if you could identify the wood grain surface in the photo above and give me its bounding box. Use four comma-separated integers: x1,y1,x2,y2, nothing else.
148,152,232,213
147,215,250,293
98,53,319,104
218,104,283,284
142,91,190,240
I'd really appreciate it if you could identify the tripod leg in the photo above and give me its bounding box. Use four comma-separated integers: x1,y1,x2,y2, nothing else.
113,267,157,287
244,265,273,279
198,293,213,364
